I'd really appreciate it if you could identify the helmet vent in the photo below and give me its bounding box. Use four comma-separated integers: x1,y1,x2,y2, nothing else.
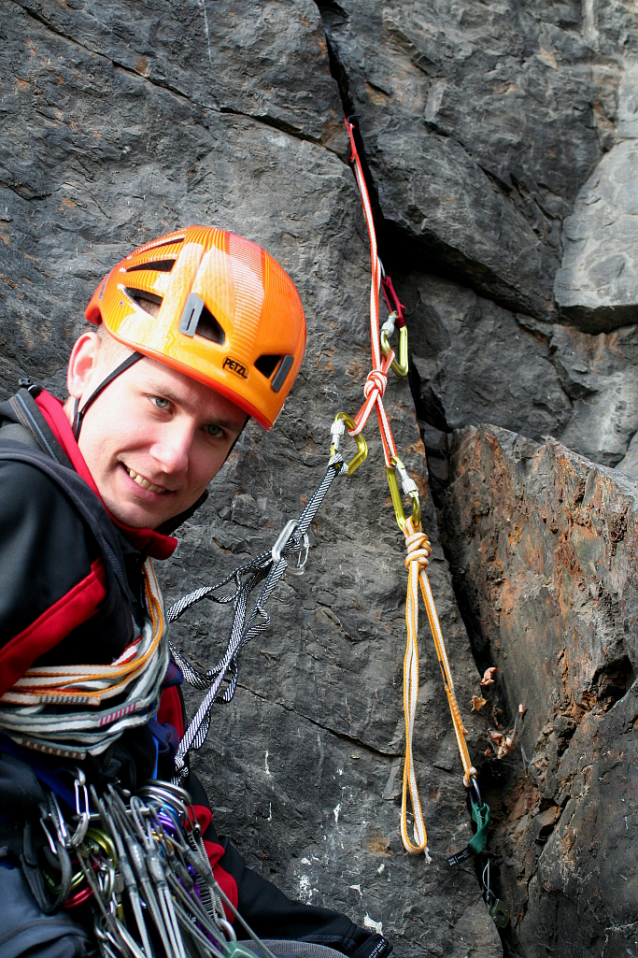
124,288,163,318
125,259,176,274
254,354,282,379
196,305,225,345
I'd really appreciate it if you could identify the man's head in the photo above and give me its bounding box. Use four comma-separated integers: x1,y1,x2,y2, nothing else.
65,226,306,530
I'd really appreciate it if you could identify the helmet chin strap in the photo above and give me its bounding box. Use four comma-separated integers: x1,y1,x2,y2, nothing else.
73,351,143,440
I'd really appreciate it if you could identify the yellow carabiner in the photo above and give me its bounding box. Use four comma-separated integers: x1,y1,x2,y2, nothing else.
380,314,409,377
330,412,368,476
386,456,421,530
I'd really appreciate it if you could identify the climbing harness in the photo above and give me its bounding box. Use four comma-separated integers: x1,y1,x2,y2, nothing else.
0,560,167,760
17,770,284,958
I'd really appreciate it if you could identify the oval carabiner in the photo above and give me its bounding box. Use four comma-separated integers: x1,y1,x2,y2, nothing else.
386,456,421,531
380,313,409,377
330,412,368,476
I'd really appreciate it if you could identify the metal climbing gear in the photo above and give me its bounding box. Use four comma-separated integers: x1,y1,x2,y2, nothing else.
330,413,368,476
27,775,281,958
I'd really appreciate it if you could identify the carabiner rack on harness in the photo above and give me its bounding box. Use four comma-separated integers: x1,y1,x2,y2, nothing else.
29,775,285,958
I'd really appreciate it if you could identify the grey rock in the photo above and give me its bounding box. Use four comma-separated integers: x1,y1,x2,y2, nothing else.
12,0,345,151
614,428,638,478
440,423,638,957
320,0,603,319
554,140,638,329
550,323,638,465
402,271,638,467
0,2,497,954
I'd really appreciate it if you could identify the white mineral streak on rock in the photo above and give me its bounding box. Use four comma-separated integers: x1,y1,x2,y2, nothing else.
364,915,383,936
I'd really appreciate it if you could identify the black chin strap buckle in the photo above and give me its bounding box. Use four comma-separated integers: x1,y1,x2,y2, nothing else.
18,378,42,398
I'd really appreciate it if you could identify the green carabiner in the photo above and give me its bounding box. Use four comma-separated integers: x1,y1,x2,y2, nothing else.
386,456,421,530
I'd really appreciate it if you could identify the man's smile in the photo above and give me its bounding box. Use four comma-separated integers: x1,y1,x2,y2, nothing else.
122,463,170,495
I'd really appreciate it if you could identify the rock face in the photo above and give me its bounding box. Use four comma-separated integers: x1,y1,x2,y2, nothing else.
0,2,499,957
401,273,638,469
4,0,638,956
440,425,638,957
320,0,604,320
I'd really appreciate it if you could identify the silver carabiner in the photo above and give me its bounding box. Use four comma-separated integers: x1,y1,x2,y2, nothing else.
71,768,90,847
271,519,297,565
271,519,309,575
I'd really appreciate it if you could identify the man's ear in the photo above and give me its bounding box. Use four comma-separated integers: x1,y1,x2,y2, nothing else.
67,331,101,400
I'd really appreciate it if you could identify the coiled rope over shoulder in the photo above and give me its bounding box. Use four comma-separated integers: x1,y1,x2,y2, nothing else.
0,560,167,760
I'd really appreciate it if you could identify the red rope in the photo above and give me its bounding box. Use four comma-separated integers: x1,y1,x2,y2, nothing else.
345,117,401,467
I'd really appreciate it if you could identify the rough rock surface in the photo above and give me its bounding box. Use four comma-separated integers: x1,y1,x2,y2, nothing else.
0,2,499,956
320,0,604,320
400,273,638,468
555,53,638,331
440,424,638,957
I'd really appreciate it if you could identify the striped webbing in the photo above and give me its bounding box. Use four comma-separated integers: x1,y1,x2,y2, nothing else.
0,559,168,761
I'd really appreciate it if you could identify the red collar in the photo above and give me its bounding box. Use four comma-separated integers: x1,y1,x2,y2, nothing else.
35,390,177,560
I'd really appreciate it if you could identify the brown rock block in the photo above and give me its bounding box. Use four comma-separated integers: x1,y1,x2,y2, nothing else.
442,424,638,957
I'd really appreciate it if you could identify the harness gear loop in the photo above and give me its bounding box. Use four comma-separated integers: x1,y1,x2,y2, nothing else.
386,456,421,531
330,412,368,476
381,315,409,377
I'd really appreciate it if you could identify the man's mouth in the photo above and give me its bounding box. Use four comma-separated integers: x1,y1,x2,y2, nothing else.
124,465,168,495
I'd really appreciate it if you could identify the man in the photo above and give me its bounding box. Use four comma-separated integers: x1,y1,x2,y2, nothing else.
0,226,390,958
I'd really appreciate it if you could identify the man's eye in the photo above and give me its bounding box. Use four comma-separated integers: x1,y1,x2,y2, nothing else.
152,397,170,409
205,423,223,437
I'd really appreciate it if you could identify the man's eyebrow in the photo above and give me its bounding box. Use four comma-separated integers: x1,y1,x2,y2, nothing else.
143,380,246,431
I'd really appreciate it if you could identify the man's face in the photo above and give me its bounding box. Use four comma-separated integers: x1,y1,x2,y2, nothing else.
66,333,247,529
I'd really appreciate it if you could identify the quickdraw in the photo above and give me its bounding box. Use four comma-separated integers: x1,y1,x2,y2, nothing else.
343,118,508,923
26,771,281,958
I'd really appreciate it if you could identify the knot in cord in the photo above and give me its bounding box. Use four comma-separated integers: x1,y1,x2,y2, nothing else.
403,521,431,573
364,368,388,402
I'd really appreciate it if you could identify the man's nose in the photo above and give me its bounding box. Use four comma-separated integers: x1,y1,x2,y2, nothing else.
150,419,193,475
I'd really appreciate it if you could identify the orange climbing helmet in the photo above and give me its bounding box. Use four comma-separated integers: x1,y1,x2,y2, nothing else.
85,225,306,429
